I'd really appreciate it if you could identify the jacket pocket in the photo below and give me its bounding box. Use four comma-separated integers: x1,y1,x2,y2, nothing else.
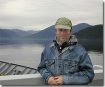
45,59,55,74
45,59,55,66
63,59,78,74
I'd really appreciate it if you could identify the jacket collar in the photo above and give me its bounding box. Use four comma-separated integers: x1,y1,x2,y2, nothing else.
50,35,78,48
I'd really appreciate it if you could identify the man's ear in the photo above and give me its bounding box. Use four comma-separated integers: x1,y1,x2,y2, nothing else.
70,30,71,32
70,27,72,32
69,30,71,33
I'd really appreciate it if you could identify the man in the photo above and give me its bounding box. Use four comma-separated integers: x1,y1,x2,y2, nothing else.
38,17,94,85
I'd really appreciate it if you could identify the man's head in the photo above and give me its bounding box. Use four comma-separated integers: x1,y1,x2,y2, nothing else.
55,17,72,45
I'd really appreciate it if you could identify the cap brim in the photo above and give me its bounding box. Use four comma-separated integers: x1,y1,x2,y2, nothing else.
55,25,71,30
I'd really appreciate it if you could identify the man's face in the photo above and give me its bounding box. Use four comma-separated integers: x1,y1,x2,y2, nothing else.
55,28,71,44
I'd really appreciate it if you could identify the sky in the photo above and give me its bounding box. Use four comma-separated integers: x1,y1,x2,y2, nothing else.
0,0,103,30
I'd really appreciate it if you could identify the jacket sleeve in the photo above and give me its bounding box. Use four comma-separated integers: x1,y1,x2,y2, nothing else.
62,52,95,85
37,50,52,83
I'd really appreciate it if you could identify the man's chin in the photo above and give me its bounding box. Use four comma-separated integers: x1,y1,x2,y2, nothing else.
59,40,66,44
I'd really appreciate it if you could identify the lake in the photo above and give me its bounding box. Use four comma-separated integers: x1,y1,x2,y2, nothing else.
0,44,103,69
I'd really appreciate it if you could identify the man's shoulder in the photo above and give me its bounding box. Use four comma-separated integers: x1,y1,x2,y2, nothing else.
43,42,54,51
74,43,87,54
45,42,54,48
75,43,85,49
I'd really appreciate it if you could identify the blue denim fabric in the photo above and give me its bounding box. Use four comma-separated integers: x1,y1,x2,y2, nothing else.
38,43,94,85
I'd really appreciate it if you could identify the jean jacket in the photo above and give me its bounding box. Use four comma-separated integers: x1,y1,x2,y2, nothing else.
38,35,94,85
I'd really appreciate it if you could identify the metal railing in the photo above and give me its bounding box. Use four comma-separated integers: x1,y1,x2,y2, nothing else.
0,61,37,76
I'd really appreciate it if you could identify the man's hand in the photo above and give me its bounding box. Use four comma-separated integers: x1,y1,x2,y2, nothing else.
48,76,58,85
54,76,64,85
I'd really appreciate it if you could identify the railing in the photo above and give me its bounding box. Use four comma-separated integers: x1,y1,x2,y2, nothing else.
0,61,37,76
0,61,103,86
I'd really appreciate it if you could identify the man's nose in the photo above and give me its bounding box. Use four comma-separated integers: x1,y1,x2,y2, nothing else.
60,31,66,35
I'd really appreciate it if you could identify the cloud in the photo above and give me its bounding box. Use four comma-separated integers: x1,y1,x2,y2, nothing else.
0,0,103,30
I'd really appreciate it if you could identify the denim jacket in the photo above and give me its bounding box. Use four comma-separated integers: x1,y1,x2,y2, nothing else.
38,35,94,85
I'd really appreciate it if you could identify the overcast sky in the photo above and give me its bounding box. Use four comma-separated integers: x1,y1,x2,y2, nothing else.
0,0,103,30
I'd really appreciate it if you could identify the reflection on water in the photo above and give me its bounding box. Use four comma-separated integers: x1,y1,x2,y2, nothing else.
0,44,44,68
0,44,103,68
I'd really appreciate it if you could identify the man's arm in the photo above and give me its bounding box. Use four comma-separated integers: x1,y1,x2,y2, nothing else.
62,52,95,85
37,52,53,83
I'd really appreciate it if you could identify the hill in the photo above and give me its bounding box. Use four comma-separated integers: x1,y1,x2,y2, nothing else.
72,23,91,33
29,23,91,39
0,29,38,38
74,24,103,51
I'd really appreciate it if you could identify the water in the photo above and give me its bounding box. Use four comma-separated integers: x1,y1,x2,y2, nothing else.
0,44,44,68
88,51,103,66
0,44,103,69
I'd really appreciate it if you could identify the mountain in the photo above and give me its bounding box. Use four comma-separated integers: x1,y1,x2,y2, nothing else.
0,29,19,38
29,24,103,51
12,29,31,37
0,29,40,44
0,29,39,38
74,24,103,39
29,25,55,39
29,23,91,39
74,24,103,51
0,24,103,51
72,23,92,33
0,23,91,39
